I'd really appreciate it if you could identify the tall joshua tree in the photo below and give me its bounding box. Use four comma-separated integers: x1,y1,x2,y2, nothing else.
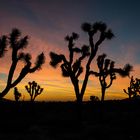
25,81,44,101
95,54,132,101
50,22,115,103
0,29,45,98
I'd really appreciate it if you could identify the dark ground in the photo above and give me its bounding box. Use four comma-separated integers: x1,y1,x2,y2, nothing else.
0,100,140,140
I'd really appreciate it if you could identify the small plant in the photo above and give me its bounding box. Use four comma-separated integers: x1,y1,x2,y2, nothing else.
25,81,44,101
123,76,140,100
90,95,100,102
13,87,21,102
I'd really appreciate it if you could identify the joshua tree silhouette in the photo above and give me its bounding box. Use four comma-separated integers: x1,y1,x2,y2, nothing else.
13,87,21,102
95,54,132,101
123,76,140,100
0,29,45,98
50,22,116,103
25,81,44,101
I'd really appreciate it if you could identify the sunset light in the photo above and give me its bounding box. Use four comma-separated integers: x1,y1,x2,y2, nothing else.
0,0,140,101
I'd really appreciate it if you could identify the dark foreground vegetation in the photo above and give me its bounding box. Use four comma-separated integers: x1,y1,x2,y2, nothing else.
0,100,140,140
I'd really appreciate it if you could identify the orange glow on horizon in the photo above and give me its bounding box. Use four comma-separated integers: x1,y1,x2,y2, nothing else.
2,71,130,101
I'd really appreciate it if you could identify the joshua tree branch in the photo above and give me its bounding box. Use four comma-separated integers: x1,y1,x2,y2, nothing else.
89,71,100,76
11,64,31,88
106,76,113,88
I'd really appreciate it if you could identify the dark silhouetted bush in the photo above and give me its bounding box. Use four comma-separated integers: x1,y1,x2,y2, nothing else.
13,87,21,102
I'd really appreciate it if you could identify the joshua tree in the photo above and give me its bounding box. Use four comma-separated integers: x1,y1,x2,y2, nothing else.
50,22,115,103
13,87,21,102
0,29,45,98
95,54,132,101
123,76,140,100
25,81,44,101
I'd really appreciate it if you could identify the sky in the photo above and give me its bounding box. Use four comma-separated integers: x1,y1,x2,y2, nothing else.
0,0,140,101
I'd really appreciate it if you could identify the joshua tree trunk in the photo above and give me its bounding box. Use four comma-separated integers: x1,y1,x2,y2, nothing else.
30,95,33,102
101,87,106,102
71,77,82,104
0,60,18,98
76,94,83,104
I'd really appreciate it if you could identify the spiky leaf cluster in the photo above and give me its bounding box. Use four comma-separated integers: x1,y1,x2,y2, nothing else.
9,28,28,49
119,64,133,77
50,52,63,67
81,22,114,40
65,32,79,41
34,53,45,70
18,52,31,62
